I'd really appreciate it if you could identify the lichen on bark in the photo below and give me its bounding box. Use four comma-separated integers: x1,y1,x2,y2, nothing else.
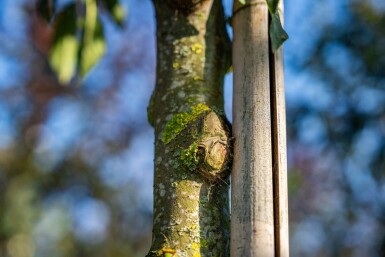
162,103,210,144
147,0,231,256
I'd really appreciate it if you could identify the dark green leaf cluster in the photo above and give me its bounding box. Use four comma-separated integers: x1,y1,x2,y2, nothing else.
35,0,126,83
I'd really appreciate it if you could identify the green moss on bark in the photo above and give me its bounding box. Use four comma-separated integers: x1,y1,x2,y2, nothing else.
180,142,200,169
162,103,210,144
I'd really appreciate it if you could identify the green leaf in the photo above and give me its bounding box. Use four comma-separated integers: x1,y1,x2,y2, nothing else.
98,0,126,27
49,3,79,83
266,0,279,14
78,0,106,77
269,12,288,52
36,0,56,23
238,0,246,4
48,0,106,82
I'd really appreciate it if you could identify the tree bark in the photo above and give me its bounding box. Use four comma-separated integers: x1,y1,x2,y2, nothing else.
231,0,289,256
147,0,231,256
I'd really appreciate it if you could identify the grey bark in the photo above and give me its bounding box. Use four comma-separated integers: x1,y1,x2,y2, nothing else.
146,0,232,256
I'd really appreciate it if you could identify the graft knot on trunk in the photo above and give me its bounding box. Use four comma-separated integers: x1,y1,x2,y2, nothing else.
195,112,231,182
198,136,227,171
163,105,232,183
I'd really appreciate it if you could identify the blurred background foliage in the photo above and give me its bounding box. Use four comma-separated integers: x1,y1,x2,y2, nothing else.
0,0,384,256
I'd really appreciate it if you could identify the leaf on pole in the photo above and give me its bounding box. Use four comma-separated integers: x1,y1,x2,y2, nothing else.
78,0,106,77
265,0,288,52
269,12,288,52
98,0,126,27
36,0,56,22
266,0,279,14
49,3,79,83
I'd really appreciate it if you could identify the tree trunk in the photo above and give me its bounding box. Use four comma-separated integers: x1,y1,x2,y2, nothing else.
231,0,289,256
146,0,232,256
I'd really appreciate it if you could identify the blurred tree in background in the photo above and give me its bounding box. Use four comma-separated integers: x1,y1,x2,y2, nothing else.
0,0,384,256
285,0,385,256
0,0,155,256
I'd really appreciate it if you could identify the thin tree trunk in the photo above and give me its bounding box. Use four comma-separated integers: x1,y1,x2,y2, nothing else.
231,0,289,256
147,0,232,256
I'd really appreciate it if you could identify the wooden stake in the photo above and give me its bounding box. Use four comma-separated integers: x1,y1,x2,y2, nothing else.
231,0,289,256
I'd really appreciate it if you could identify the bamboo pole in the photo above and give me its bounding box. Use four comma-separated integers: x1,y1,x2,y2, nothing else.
231,0,289,256
271,3,289,256
231,0,274,256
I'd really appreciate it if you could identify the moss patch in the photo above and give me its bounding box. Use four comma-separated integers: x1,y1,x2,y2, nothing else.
162,104,210,144
180,142,199,169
